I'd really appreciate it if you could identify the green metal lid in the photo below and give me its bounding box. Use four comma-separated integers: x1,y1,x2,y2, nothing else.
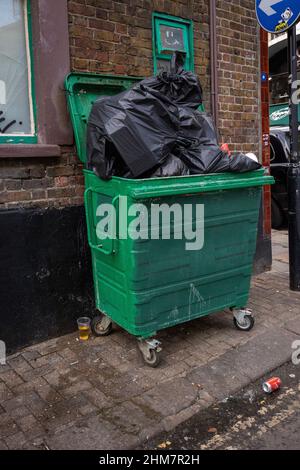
84,168,274,199
65,72,142,164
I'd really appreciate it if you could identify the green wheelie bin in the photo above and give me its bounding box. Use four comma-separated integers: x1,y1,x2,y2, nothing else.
65,72,274,367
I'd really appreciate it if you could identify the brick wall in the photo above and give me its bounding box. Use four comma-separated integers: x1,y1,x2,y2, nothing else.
0,0,262,209
68,0,211,107
216,0,260,155
0,151,84,209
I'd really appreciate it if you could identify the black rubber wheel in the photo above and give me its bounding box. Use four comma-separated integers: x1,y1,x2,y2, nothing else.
271,199,284,230
234,314,255,332
140,349,161,368
91,315,113,337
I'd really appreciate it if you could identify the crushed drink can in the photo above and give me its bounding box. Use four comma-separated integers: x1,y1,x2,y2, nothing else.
262,377,282,394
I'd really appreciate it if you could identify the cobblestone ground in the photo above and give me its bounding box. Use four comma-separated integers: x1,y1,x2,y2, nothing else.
0,230,299,450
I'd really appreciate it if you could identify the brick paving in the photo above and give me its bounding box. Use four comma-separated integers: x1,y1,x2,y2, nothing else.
0,230,299,449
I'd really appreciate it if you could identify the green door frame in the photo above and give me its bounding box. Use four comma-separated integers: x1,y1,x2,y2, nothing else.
152,12,205,111
152,12,195,74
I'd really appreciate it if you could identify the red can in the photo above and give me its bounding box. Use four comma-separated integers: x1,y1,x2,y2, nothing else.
262,377,282,394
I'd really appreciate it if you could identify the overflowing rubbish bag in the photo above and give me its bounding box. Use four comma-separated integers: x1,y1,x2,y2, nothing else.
87,52,261,180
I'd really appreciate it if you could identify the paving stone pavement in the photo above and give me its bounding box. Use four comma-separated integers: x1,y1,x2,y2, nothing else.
1,230,300,450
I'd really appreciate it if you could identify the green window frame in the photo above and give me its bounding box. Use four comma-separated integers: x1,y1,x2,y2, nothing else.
0,0,37,144
152,12,195,74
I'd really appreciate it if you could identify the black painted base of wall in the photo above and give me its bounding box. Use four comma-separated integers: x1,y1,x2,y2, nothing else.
0,206,94,354
0,202,272,354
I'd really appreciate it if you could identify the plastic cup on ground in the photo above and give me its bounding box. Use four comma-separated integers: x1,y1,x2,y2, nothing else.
77,317,91,341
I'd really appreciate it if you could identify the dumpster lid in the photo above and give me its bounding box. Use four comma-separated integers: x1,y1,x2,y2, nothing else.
65,72,142,164
84,167,274,199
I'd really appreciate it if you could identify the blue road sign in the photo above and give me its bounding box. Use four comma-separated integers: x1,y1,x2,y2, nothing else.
256,0,300,34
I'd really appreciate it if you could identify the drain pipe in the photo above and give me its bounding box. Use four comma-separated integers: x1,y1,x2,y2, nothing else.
209,0,219,128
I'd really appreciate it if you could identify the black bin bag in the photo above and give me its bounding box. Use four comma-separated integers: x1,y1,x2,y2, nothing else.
87,52,203,179
174,108,261,174
87,51,261,180
144,154,190,178
87,85,183,179
87,123,132,179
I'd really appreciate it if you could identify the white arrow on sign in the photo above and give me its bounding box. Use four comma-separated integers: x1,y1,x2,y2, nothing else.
259,0,283,16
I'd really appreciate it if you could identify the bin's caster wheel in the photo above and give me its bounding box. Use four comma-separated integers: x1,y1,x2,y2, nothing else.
138,339,162,368
233,309,255,332
142,348,161,368
91,314,113,337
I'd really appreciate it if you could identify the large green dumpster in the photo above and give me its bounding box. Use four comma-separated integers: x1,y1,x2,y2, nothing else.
65,72,274,367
